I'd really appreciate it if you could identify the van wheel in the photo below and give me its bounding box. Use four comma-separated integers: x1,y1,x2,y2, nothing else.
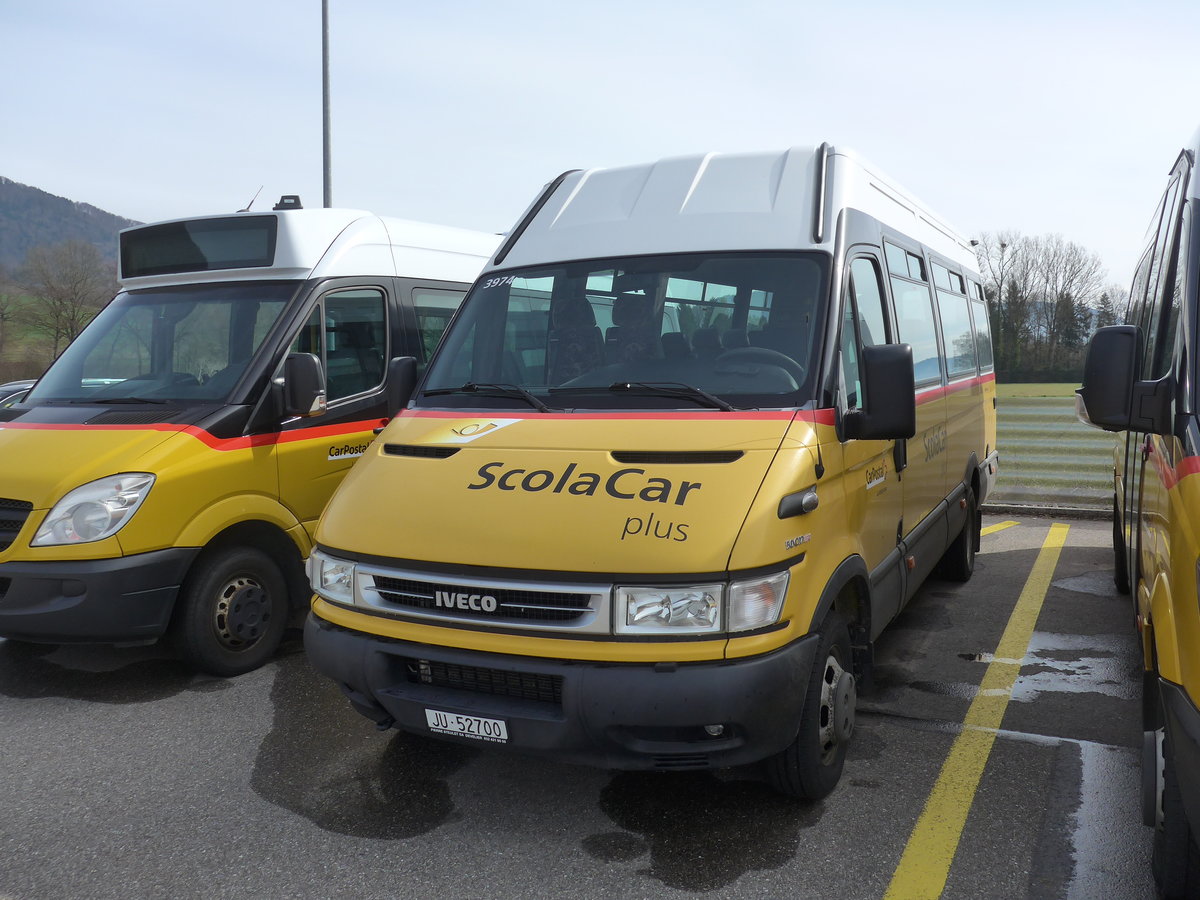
937,486,977,582
1113,494,1131,595
765,612,855,800
1153,733,1200,898
172,546,288,677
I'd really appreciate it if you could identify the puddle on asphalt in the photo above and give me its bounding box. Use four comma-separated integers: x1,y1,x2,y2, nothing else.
1052,572,1119,597
0,636,234,703
957,632,1137,703
250,649,476,839
588,771,822,891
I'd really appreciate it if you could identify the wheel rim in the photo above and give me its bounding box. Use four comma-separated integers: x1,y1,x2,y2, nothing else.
817,651,856,765
212,574,271,650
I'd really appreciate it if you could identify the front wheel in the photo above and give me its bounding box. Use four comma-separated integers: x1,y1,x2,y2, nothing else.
765,611,855,800
172,546,289,677
1153,731,1200,898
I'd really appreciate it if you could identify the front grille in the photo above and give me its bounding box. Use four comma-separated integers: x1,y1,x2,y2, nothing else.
653,753,711,770
405,657,563,705
373,575,592,623
0,577,9,600
0,498,33,552
84,409,182,426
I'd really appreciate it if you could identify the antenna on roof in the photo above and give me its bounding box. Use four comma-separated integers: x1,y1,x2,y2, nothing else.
238,186,264,213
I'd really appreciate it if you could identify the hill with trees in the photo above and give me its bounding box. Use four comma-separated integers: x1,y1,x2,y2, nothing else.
0,177,139,270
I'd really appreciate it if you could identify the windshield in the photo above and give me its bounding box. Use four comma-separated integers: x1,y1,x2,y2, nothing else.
421,252,828,410
29,282,299,404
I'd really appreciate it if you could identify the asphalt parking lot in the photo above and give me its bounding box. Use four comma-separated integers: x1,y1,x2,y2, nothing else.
0,515,1156,899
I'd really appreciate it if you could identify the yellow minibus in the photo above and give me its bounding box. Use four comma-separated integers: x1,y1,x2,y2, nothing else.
0,197,499,675
305,147,998,797
1077,127,1200,897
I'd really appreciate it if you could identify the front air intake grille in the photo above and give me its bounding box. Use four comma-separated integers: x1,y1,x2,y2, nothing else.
383,444,459,459
405,657,563,705
0,498,33,552
611,450,743,464
653,753,711,770
372,576,592,623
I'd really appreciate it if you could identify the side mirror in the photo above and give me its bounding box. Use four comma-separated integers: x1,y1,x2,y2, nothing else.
1077,325,1171,434
283,352,326,418
844,343,916,441
384,356,418,417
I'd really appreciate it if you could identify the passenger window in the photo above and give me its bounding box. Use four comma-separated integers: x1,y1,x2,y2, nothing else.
970,300,994,371
937,290,977,378
891,277,941,385
1154,209,1189,379
292,288,388,403
413,288,467,368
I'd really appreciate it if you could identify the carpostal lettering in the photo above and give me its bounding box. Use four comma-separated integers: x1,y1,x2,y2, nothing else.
434,590,499,613
467,461,702,506
328,442,370,460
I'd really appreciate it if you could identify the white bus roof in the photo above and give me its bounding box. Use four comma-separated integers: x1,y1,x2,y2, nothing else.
118,208,501,289
493,145,978,273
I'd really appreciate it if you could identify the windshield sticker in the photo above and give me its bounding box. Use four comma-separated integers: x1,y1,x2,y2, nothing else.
429,419,522,444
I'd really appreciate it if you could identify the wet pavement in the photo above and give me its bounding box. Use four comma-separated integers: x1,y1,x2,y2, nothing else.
0,516,1156,899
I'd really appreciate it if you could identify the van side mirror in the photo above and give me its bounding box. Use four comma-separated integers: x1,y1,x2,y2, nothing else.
283,352,327,418
844,343,917,441
385,356,418,417
1077,325,1172,434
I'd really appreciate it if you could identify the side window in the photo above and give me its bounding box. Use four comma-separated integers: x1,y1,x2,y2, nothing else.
934,267,977,379
1155,207,1190,380
413,287,467,368
885,242,941,386
841,257,889,410
292,288,388,403
969,297,994,372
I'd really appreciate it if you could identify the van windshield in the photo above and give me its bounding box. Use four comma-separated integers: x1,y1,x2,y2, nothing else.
420,252,828,410
28,281,299,404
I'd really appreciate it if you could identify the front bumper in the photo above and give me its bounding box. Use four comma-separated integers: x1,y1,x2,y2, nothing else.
0,548,197,644
304,612,819,771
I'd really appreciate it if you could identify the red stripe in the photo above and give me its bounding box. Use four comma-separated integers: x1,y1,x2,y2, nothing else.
0,418,388,452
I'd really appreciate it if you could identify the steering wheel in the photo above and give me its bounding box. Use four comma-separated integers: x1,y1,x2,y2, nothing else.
716,347,806,383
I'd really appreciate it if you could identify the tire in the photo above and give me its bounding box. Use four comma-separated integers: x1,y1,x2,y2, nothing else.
937,485,977,582
766,611,856,800
1153,732,1200,898
1113,493,1132,595
172,546,289,677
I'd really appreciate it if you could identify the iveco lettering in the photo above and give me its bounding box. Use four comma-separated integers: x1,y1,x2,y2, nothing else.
0,197,499,675
305,146,999,799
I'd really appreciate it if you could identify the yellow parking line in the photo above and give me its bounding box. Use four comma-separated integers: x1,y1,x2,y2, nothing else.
981,520,1018,536
883,522,1069,899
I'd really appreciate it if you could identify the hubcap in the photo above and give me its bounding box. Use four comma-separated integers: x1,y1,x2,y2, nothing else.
213,575,270,650
817,652,855,764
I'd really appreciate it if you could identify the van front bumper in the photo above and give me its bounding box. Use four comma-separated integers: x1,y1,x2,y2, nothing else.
304,612,819,771
0,549,197,644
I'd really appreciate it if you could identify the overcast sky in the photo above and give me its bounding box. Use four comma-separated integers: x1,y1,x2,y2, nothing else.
4,0,1197,289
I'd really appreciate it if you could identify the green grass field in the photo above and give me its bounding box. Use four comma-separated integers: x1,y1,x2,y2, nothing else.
996,382,1077,400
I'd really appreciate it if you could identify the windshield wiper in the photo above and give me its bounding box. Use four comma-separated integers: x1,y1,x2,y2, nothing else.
423,382,559,413
80,397,171,405
606,382,738,411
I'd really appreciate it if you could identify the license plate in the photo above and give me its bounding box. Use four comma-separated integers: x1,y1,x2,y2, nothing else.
424,708,508,743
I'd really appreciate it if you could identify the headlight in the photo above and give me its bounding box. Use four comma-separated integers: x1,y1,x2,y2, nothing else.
31,473,155,546
614,571,790,636
615,584,723,634
309,550,356,605
728,571,789,631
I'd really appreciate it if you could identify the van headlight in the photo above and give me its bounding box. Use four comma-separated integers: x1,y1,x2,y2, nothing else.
614,570,790,635
309,550,356,605
31,473,155,546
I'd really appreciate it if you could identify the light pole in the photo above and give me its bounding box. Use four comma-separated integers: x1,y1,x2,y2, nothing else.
322,0,332,208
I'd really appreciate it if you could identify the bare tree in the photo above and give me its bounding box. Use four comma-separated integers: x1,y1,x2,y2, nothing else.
18,241,116,357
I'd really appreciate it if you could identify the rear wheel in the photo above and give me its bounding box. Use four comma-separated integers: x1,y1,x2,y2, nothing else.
172,546,288,677
937,485,977,582
766,611,855,800
1113,493,1132,595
